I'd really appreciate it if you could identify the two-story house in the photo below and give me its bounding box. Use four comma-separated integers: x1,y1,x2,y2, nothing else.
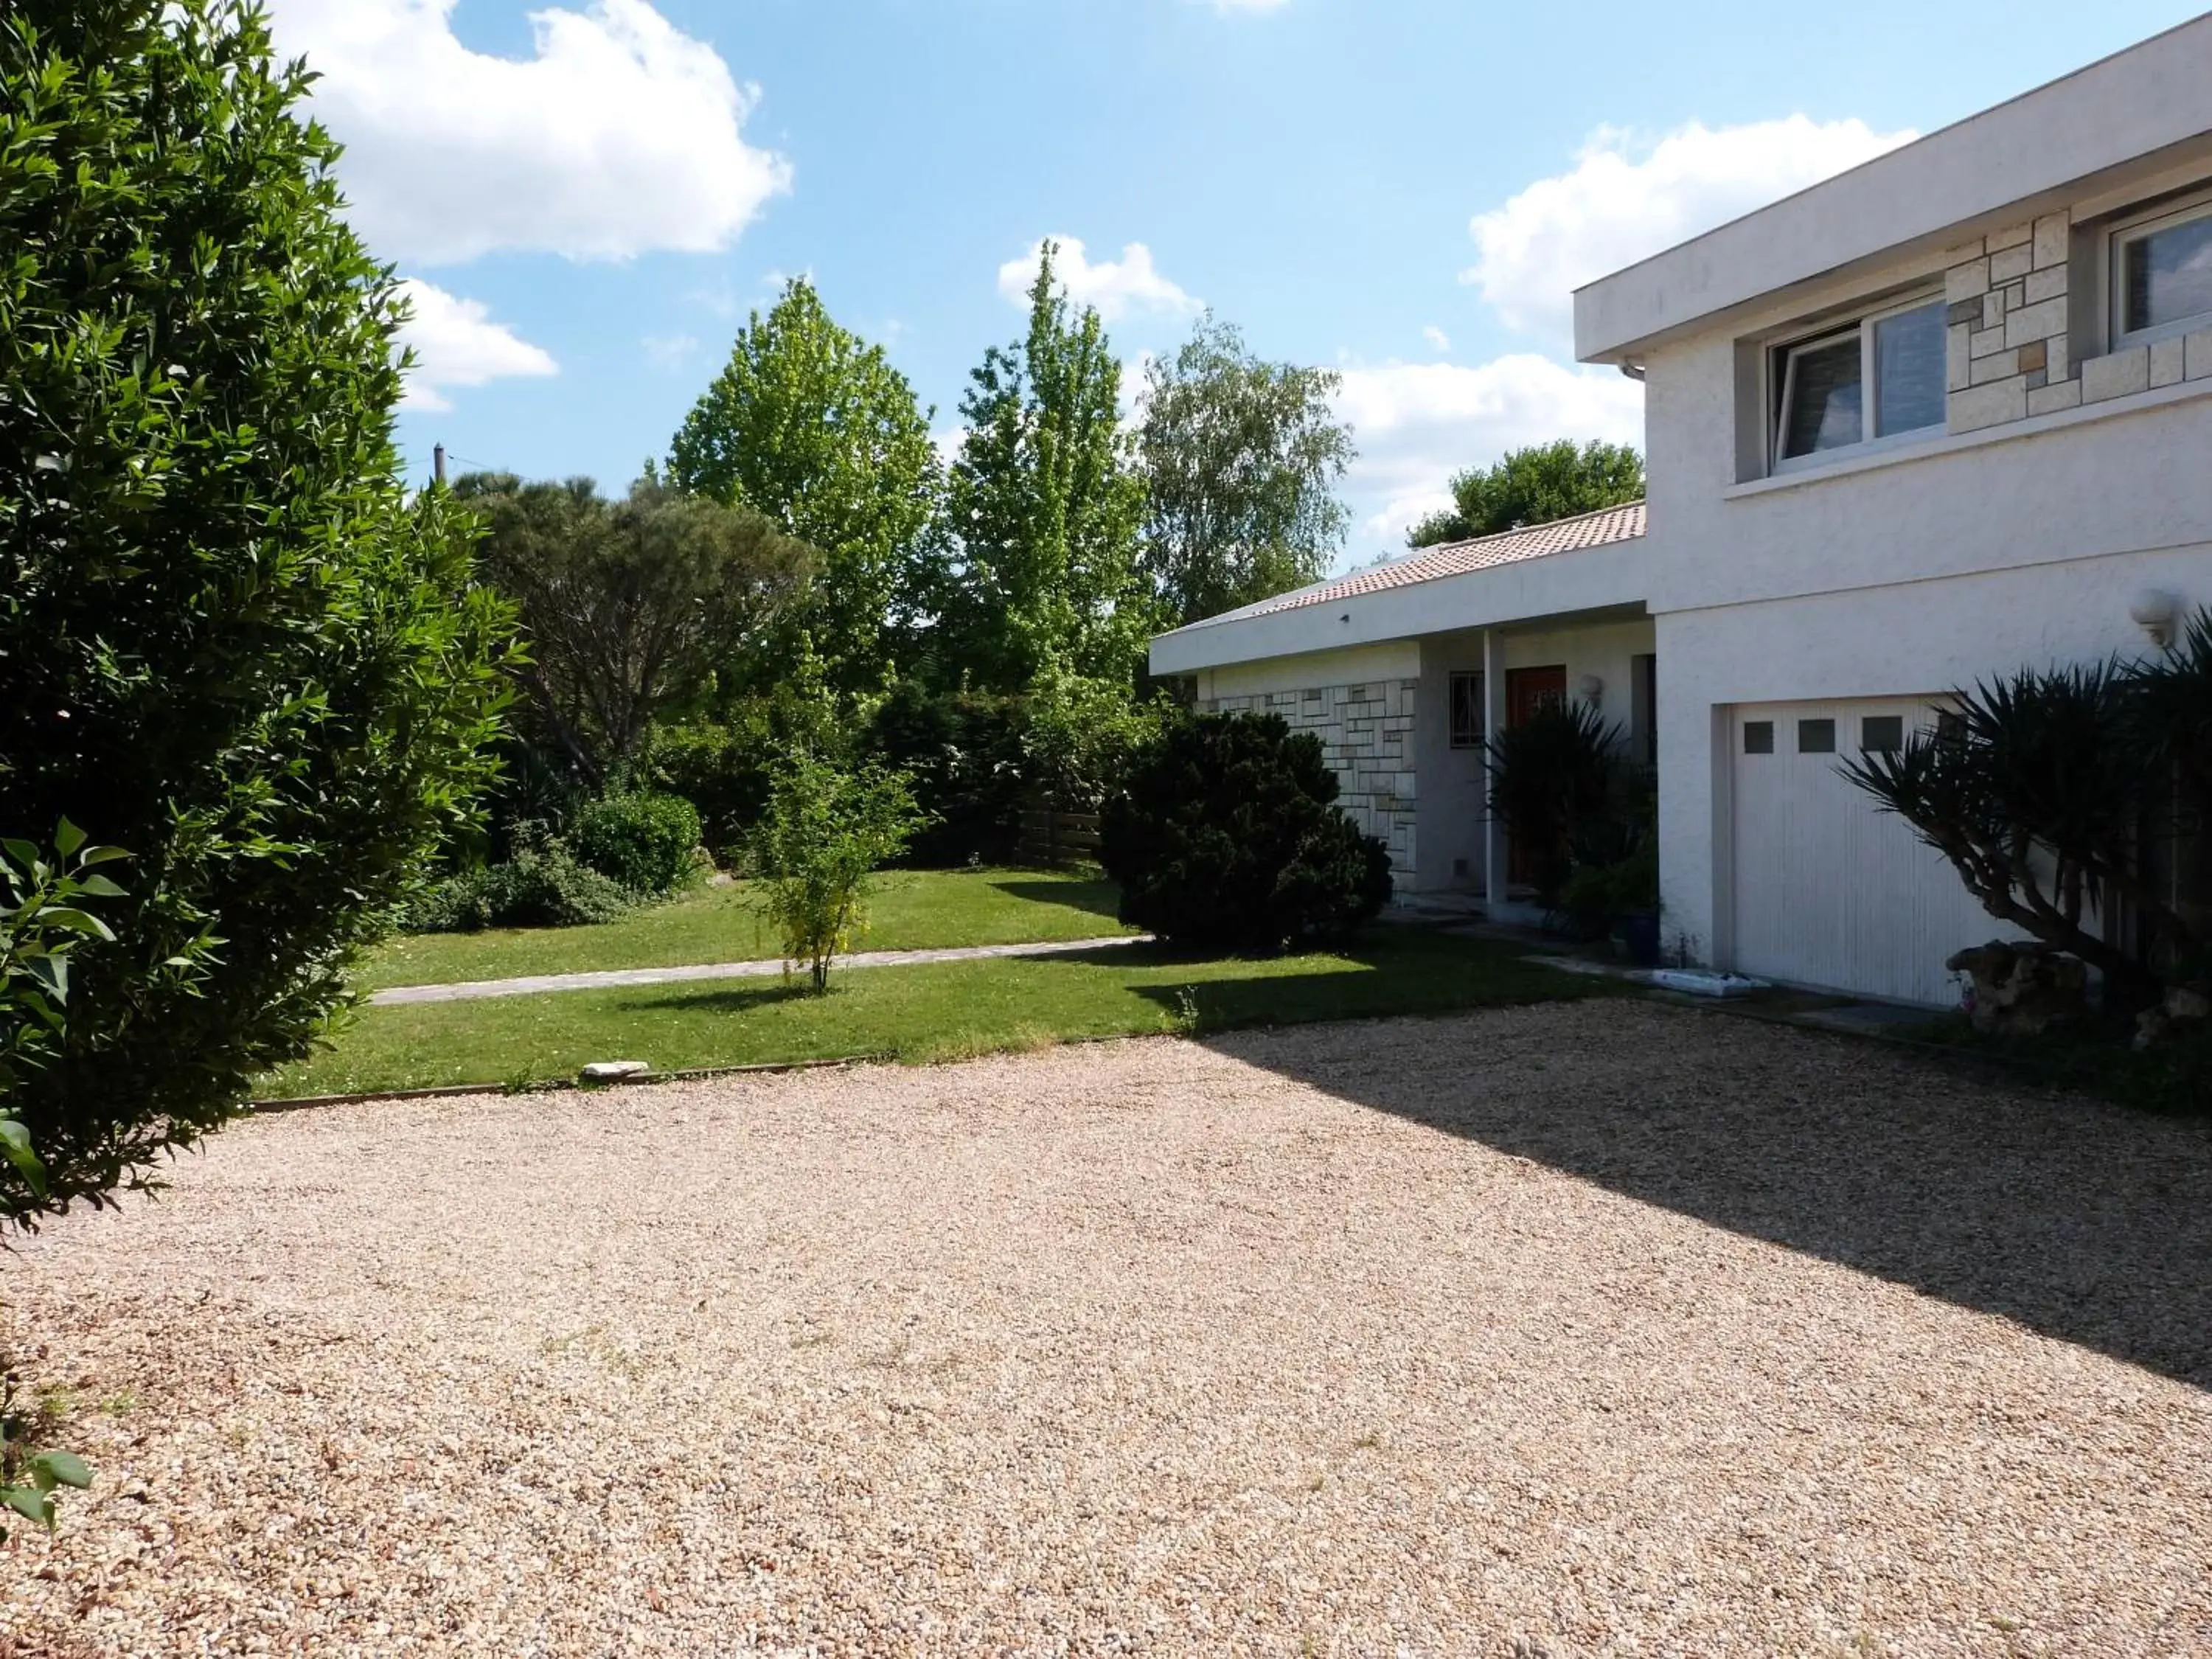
1147,16,2212,1006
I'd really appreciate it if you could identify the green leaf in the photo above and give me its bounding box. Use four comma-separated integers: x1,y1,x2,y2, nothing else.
52,818,86,858
31,1450,92,1491
0,1120,49,1199
77,846,132,867
26,955,67,1005
72,874,127,899
1,1486,53,1530
34,908,114,941
0,840,37,872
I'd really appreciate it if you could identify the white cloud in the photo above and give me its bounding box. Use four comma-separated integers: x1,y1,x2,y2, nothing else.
394,279,557,411
271,0,792,265
998,237,1200,323
641,333,699,370
1332,354,1645,548
1422,325,1452,354
1463,116,1916,344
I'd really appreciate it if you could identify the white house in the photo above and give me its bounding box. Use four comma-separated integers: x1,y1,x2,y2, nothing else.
1150,17,2212,1007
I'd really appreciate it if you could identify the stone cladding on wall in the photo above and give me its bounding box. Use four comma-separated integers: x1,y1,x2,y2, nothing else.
1946,208,2212,435
1945,213,2077,431
1201,678,1419,883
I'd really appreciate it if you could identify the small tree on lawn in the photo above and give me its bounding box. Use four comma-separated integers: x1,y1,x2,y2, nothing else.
752,756,921,993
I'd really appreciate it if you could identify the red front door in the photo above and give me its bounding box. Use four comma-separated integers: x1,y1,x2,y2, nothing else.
1507,665,1568,728
1505,666,1568,888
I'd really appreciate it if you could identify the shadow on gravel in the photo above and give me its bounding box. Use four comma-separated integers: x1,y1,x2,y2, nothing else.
1205,1002,2212,1391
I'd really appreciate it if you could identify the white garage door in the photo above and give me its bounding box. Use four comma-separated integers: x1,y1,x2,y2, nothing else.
1728,698,1997,1006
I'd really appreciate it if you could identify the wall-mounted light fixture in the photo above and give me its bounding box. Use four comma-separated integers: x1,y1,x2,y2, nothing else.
2130,588,2180,650
1579,672,1606,706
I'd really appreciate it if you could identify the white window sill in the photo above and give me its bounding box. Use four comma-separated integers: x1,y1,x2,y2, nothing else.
1723,372,2212,501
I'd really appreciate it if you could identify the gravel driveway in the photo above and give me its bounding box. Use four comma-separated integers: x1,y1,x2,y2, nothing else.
4,1001,2209,1657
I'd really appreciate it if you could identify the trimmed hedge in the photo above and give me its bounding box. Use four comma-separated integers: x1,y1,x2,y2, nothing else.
1101,712,1392,951
571,791,702,896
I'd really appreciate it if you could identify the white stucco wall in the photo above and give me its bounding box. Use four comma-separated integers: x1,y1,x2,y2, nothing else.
1414,619,1655,893
1575,15,2212,361
1654,539,2211,975
1624,127,2212,984
1193,642,1421,704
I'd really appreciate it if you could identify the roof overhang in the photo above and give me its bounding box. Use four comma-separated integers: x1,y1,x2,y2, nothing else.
1150,538,1649,675
1574,14,2212,364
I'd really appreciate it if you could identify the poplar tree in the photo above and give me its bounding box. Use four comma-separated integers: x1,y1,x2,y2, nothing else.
939,246,1158,693
669,279,940,691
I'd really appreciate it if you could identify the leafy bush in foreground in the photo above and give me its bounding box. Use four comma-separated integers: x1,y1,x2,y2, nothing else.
1102,712,1391,951
1,1,515,1222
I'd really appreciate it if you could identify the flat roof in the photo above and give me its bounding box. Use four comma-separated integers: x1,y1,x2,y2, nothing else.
1574,13,2212,363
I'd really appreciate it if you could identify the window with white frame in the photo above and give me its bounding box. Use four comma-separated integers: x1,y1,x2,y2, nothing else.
2111,193,2212,347
1770,292,1948,471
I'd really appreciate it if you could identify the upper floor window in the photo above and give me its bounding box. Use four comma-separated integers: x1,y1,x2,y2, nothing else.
1771,293,1947,472
2112,195,2212,347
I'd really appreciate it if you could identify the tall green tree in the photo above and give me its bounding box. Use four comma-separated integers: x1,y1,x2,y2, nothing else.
1408,439,1644,549
0,0,516,1220
939,244,1158,693
1138,315,1355,626
667,279,939,692
459,473,815,788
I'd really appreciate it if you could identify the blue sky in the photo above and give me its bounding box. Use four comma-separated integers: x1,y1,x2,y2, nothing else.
271,0,2202,568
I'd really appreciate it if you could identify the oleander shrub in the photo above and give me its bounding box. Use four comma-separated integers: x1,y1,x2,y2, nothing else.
571,791,702,896
1101,712,1392,951
0,0,516,1222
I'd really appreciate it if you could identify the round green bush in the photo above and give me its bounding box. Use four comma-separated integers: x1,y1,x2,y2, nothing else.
569,792,703,896
1101,712,1393,951
403,838,632,933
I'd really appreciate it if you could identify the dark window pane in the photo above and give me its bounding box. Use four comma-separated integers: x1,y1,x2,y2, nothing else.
1449,672,1484,748
1935,712,1967,751
1798,718,1837,754
1744,720,1775,755
1780,336,1863,459
1862,715,1905,752
2126,215,2212,334
1874,302,1947,436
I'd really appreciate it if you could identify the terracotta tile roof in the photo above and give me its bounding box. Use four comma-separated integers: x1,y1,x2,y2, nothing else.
1182,499,1646,630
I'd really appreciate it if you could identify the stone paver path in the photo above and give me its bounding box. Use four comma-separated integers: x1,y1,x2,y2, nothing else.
369,933,1149,1005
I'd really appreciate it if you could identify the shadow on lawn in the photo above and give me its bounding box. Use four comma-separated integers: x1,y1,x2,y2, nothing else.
1199,999,2212,1391
625,981,817,1016
990,877,1126,926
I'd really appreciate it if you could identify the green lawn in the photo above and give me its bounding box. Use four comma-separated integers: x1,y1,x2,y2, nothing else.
358,867,1132,991
270,929,1614,1099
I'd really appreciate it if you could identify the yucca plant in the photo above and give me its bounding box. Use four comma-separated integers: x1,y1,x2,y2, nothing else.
2129,606,2212,949
1484,701,1622,908
1840,661,2185,1002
